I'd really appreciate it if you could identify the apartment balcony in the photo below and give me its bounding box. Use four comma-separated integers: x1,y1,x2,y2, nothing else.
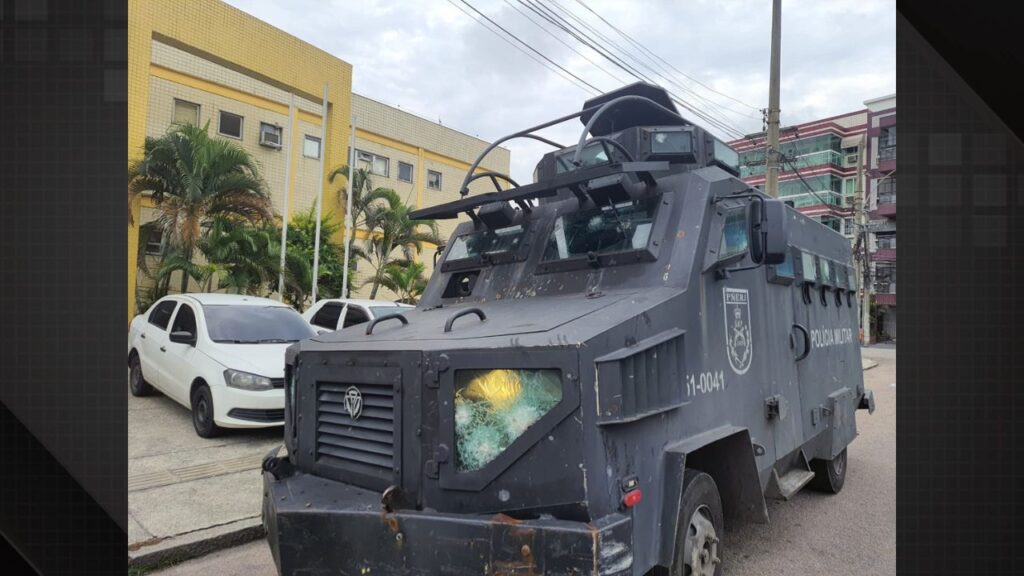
872,248,896,262
870,195,896,219
874,282,896,306
867,219,896,233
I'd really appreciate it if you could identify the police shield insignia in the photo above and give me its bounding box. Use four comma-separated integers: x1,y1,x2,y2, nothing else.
723,287,752,374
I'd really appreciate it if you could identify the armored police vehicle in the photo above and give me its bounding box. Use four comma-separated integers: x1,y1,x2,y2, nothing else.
262,83,875,576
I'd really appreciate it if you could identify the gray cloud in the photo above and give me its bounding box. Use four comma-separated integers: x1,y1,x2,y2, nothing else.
225,0,895,182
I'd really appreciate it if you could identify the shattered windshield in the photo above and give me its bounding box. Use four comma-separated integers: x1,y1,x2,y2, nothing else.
445,224,526,264
542,196,659,261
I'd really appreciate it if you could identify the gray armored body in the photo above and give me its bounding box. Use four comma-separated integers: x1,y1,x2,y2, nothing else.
262,83,875,576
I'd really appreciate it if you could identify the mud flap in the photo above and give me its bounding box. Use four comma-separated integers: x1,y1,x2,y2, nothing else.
828,387,857,459
858,389,876,414
658,426,768,568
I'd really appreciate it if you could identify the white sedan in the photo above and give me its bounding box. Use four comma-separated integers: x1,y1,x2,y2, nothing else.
303,298,413,332
127,293,316,437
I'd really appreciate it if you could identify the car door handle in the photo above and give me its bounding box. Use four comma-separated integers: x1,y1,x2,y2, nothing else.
159,346,166,352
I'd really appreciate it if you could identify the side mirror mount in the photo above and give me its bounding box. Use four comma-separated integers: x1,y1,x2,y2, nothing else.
169,331,196,346
749,197,788,265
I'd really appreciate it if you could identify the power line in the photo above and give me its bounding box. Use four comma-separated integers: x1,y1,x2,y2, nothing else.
456,0,604,94
780,154,834,209
573,0,761,112
549,0,757,124
445,0,599,97
522,0,746,139
501,0,629,87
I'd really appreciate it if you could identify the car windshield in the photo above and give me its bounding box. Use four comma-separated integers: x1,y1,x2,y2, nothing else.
204,305,316,343
370,305,411,318
542,195,659,261
445,224,525,263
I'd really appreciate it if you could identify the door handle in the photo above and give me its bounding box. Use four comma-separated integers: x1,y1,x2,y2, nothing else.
140,333,146,339
160,346,167,352
792,323,810,361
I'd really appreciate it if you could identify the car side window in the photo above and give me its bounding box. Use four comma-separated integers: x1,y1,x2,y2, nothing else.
170,304,197,335
719,208,749,260
147,300,178,330
343,306,369,328
311,303,344,329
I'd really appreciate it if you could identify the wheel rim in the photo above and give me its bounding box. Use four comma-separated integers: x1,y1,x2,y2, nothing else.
196,395,209,428
130,363,141,391
683,504,719,576
832,451,846,478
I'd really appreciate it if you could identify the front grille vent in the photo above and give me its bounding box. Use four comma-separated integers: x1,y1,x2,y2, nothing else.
315,382,396,476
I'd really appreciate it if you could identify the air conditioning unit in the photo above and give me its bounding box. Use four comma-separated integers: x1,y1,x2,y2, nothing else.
844,154,859,165
259,125,282,149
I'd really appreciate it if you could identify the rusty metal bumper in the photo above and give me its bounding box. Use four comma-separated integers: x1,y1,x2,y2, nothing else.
262,468,634,576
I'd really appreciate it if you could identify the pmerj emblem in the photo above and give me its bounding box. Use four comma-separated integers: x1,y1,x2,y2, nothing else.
723,287,752,374
343,386,363,420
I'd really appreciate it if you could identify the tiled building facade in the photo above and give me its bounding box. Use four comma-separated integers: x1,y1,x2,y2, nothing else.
129,0,509,313
729,94,896,341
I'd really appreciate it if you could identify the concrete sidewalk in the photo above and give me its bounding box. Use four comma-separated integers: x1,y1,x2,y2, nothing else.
128,383,282,569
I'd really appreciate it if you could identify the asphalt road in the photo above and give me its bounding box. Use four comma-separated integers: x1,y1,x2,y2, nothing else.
155,351,895,575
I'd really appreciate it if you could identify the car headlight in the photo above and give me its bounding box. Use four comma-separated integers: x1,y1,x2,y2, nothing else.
223,368,274,391
454,369,562,471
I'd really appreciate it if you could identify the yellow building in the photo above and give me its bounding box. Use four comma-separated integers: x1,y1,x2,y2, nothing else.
129,0,509,315
350,94,511,298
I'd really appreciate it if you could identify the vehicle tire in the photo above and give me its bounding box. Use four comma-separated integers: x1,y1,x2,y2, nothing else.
808,448,847,494
668,470,724,576
190,384,222,438
128,355,153,397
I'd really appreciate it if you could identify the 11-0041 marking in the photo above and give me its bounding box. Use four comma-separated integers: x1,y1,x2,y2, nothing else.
686,370,726,397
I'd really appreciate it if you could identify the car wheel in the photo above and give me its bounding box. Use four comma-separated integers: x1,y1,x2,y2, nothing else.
808,448,847,494
129,355,153,397
668,470,724,576
190,385,222,438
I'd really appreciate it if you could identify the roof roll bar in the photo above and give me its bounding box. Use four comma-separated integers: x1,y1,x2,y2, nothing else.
458,94,688,200
459,115,582,197
571,95,688,167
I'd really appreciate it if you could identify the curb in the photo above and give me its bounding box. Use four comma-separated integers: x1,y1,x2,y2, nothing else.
862,359,879,371
128,517,265,571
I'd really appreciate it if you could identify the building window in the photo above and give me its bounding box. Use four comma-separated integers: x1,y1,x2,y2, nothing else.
878,127,896,161
218,111,243,139
259,122,283,148
356,150,389,177
304,135,321,159
427,169,442,190
142,224,164,256
877,175,896,204
172,99,199,125
398,161,414,183
876,233,896,249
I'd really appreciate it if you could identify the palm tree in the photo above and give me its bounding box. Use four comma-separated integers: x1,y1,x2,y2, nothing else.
281,206,348,310
378,261,429,304
360,194,442,299
200,218,281,295
328,165,401,250
128,122,274,292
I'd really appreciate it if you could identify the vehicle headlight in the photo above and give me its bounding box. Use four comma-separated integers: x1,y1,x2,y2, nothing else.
223,369,274,391
454,369,562,471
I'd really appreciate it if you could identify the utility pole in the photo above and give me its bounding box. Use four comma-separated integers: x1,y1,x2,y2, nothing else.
854,135,872,345
764,0,782,198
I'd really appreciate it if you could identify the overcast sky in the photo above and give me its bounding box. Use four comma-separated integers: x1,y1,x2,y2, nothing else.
224,0,895,183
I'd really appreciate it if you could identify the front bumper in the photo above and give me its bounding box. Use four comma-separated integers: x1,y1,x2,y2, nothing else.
211,385,284,428
262,454,634,576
